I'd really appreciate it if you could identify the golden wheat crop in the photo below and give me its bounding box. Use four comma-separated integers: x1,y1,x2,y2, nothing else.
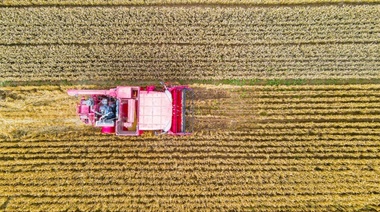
1,84,380,211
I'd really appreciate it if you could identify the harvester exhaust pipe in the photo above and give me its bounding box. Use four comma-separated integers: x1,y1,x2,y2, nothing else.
67,89,114,97
160,82,168,90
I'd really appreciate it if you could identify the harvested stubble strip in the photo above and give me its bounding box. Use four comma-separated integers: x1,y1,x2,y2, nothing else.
1,43,379,81
1,0,380,6
2,6,380,45
1,5,380,81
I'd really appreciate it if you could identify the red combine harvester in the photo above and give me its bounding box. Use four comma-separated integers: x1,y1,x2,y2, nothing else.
68,83,194,136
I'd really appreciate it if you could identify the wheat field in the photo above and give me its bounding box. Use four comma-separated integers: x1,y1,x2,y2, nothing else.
1,5,380,81
1,0,380,211
1,84,380,211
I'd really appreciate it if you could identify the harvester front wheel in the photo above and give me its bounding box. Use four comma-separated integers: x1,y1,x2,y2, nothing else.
101,126,115,134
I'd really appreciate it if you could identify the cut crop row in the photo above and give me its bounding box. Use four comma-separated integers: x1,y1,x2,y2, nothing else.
2,6,379,45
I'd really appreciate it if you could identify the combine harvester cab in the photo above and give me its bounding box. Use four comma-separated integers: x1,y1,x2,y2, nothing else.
68,84,194,136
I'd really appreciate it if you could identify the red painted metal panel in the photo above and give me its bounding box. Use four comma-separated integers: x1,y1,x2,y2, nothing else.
171,89,178,133
171,88,184,134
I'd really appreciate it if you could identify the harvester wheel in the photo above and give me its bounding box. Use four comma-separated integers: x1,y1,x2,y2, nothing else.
101,126,115,134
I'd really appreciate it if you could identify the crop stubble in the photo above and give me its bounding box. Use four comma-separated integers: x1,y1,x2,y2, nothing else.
1,84,380,211
1,5,380,81
2,0,380,6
